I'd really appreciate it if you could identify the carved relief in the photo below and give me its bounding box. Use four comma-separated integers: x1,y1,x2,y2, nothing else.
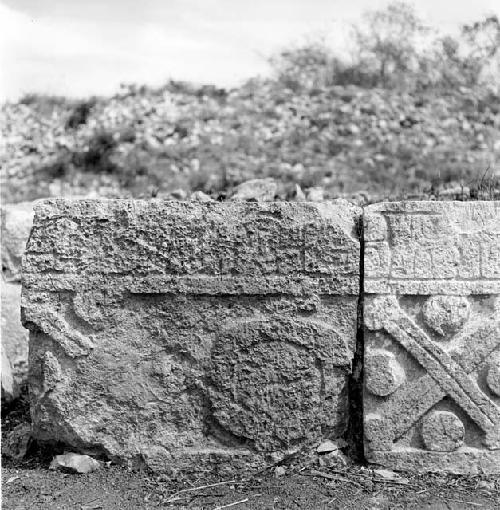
364,202,500,474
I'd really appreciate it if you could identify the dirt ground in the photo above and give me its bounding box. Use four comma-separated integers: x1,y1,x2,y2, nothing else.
3,394,500,510
3,462,500,510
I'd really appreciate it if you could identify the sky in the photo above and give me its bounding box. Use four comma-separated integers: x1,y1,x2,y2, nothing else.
1,0,499,101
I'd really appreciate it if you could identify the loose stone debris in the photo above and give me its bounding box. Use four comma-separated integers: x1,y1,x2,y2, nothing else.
50,453,101,474
2,423,31,460
229,177,279,201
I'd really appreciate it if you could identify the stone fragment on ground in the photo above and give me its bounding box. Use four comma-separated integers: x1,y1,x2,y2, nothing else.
274,466,286,477
50,453,101,474
2,423,32,460
363,201,500,474
229,178,278,201
316,438,347,454
22,199,361,473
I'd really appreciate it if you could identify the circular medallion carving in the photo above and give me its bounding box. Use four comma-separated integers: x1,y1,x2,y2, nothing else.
422,411,465,452
209,318,349,451
365,350,405,397
423,296,470,337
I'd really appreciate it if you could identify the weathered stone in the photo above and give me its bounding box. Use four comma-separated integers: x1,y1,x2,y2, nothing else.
22,199,361,473
2,278,29,395
421,411,465,452
229,178,278,201
1,201,34,282
2,347,16,402
364,201,500,474
50,453,101,474
190,190,213,202
306,187,325,202
2,424,32,460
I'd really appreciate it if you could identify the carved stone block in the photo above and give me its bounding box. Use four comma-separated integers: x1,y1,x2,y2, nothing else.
22,199,361,473
364,201,500,474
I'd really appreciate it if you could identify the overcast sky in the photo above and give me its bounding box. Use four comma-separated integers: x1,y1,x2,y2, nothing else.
1,0,499,101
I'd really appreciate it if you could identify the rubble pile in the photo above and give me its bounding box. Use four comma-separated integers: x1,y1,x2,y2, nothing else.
1,80,500,203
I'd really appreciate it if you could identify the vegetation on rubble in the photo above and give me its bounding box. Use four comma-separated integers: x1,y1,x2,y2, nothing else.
1,2,499,204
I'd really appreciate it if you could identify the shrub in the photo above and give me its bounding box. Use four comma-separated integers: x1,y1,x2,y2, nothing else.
65,99,96,129
74,130,118,174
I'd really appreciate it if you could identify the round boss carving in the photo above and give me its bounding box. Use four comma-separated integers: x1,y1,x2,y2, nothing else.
423,296,470,337
365,350,405,397
209,318,348,451
421,411,465,452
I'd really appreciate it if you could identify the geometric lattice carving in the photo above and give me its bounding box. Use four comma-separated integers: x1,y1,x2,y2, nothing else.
364,202,500,474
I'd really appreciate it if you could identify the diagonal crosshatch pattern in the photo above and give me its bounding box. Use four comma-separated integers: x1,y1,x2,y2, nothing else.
364,201,500,474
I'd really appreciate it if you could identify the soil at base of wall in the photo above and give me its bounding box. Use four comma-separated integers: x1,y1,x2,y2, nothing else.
3,461,500,510
3,402,500,510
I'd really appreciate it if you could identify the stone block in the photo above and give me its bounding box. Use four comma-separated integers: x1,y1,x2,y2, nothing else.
22,199,361,473
1,278,29,399
1,201,35,282
364,201,500,474
1,202,34,400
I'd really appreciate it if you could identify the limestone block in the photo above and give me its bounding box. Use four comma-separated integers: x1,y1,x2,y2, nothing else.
1,201,34,282
364,201,500,474
1,278,29,398
22,199,361,473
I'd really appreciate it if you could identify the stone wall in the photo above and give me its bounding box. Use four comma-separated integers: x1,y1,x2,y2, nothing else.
19,199,500,474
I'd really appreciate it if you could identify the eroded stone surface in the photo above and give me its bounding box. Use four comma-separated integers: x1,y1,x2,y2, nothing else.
1,201,34,282
22,199,361,473
1,278,29,399
364,201,500,474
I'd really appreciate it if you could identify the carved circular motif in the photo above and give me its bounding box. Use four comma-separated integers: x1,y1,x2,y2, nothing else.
209,318,348,451
422,296,470,337
486,361,500,397
365,350,405,397
421,411,465,452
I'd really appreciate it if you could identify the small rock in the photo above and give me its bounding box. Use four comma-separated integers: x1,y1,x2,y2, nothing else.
477,480,495,490
294,184,306,201
269,451,285,464
274,466,286,477
170,189,187,200
2,424,31,460
50,453,101,474
318,450,348,468
348,123,360,135
190,191,213,202
230,178,278,202
373,468,409,484
317,438,348,453
317,440,339,454
306,187,324,202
